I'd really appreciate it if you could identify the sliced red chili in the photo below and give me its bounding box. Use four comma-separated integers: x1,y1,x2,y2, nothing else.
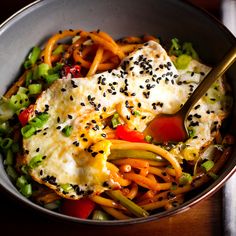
116,124,146,143
18,105,34,126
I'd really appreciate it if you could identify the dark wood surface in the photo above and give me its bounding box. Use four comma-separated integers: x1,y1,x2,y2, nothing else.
0,1,224,236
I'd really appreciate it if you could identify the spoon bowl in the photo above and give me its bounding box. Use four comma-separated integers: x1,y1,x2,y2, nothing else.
145,45,236,143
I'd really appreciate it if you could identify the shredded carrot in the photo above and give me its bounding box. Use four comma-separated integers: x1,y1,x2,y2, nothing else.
123,172,160,191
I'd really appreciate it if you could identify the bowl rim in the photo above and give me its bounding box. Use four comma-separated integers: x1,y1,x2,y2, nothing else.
0,0,236,226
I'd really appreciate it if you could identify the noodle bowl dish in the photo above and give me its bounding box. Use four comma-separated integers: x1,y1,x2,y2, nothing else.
0,0,236,225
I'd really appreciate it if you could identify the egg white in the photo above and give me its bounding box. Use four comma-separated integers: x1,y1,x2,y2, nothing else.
23,41,228,198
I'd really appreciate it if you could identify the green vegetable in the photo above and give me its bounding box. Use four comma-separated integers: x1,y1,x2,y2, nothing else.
111,113,120,128
0,98,14,122
17,87,28,95
16,176,28,189
5,149,13,165
28,112,50,129
44,200,61,210
48,63,64,74
21,165,29,175
29,117,44,128
9,93,30,111
133,110,140,116
182,42,199,60
52,45,65,55
44,73,59,84
0,122,10,134
37,63,50,78
107,190,149,217
179,172,193,185
60,183,72,192
24,46,41,69
174,54,192,70
6,165,18,180
92,210,110,220
108,149,164,162
208,172,218,180
29,154,44,169
169,38,199,60
11,142,20,153
62,125,73,137
201,160,214,172
0,138,13,150
145,135,153,143
28,84,42,95
20,184,32,198
37,112,50,122
21,125,36,139
25,70,33,86
169,38,182,57
188,128,196,138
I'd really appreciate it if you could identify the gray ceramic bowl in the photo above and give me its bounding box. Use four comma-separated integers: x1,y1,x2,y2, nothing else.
0,0,236,225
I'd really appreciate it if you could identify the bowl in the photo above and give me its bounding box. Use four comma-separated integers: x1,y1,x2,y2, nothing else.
0,0,236,225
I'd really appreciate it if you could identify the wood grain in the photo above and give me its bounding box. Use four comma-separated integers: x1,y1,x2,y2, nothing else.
0,1,224,236
0,188,223,236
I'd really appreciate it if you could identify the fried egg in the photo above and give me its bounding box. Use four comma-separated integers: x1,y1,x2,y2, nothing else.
23,41,229,199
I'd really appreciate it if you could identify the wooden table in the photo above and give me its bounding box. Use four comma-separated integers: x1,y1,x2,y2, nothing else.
0,1,224,235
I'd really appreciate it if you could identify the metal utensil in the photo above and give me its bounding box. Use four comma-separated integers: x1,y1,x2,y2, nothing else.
144,45,236,143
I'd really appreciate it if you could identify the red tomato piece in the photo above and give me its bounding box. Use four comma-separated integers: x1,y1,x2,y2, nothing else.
146,115,186,143
61,198,95,219
64,65,81,78
116,124,146,143
18,105,34,126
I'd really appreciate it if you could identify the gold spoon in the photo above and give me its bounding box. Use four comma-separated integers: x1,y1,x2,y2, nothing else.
144,45,236,143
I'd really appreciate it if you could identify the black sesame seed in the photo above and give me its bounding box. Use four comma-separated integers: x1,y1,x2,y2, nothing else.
70,95,74,101
194,114,201,118
68,114,73,119
91,152,98,157
80,102,85,106
61,88,66,92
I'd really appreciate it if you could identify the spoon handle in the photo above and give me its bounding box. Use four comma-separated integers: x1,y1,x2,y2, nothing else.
179,45,236,117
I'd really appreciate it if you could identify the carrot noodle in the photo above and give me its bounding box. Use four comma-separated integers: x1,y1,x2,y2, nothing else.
119,164,132,173
149,166,173,182
125,183,138,200
123,172,160,191
139,168,149,177
110,171,131,187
